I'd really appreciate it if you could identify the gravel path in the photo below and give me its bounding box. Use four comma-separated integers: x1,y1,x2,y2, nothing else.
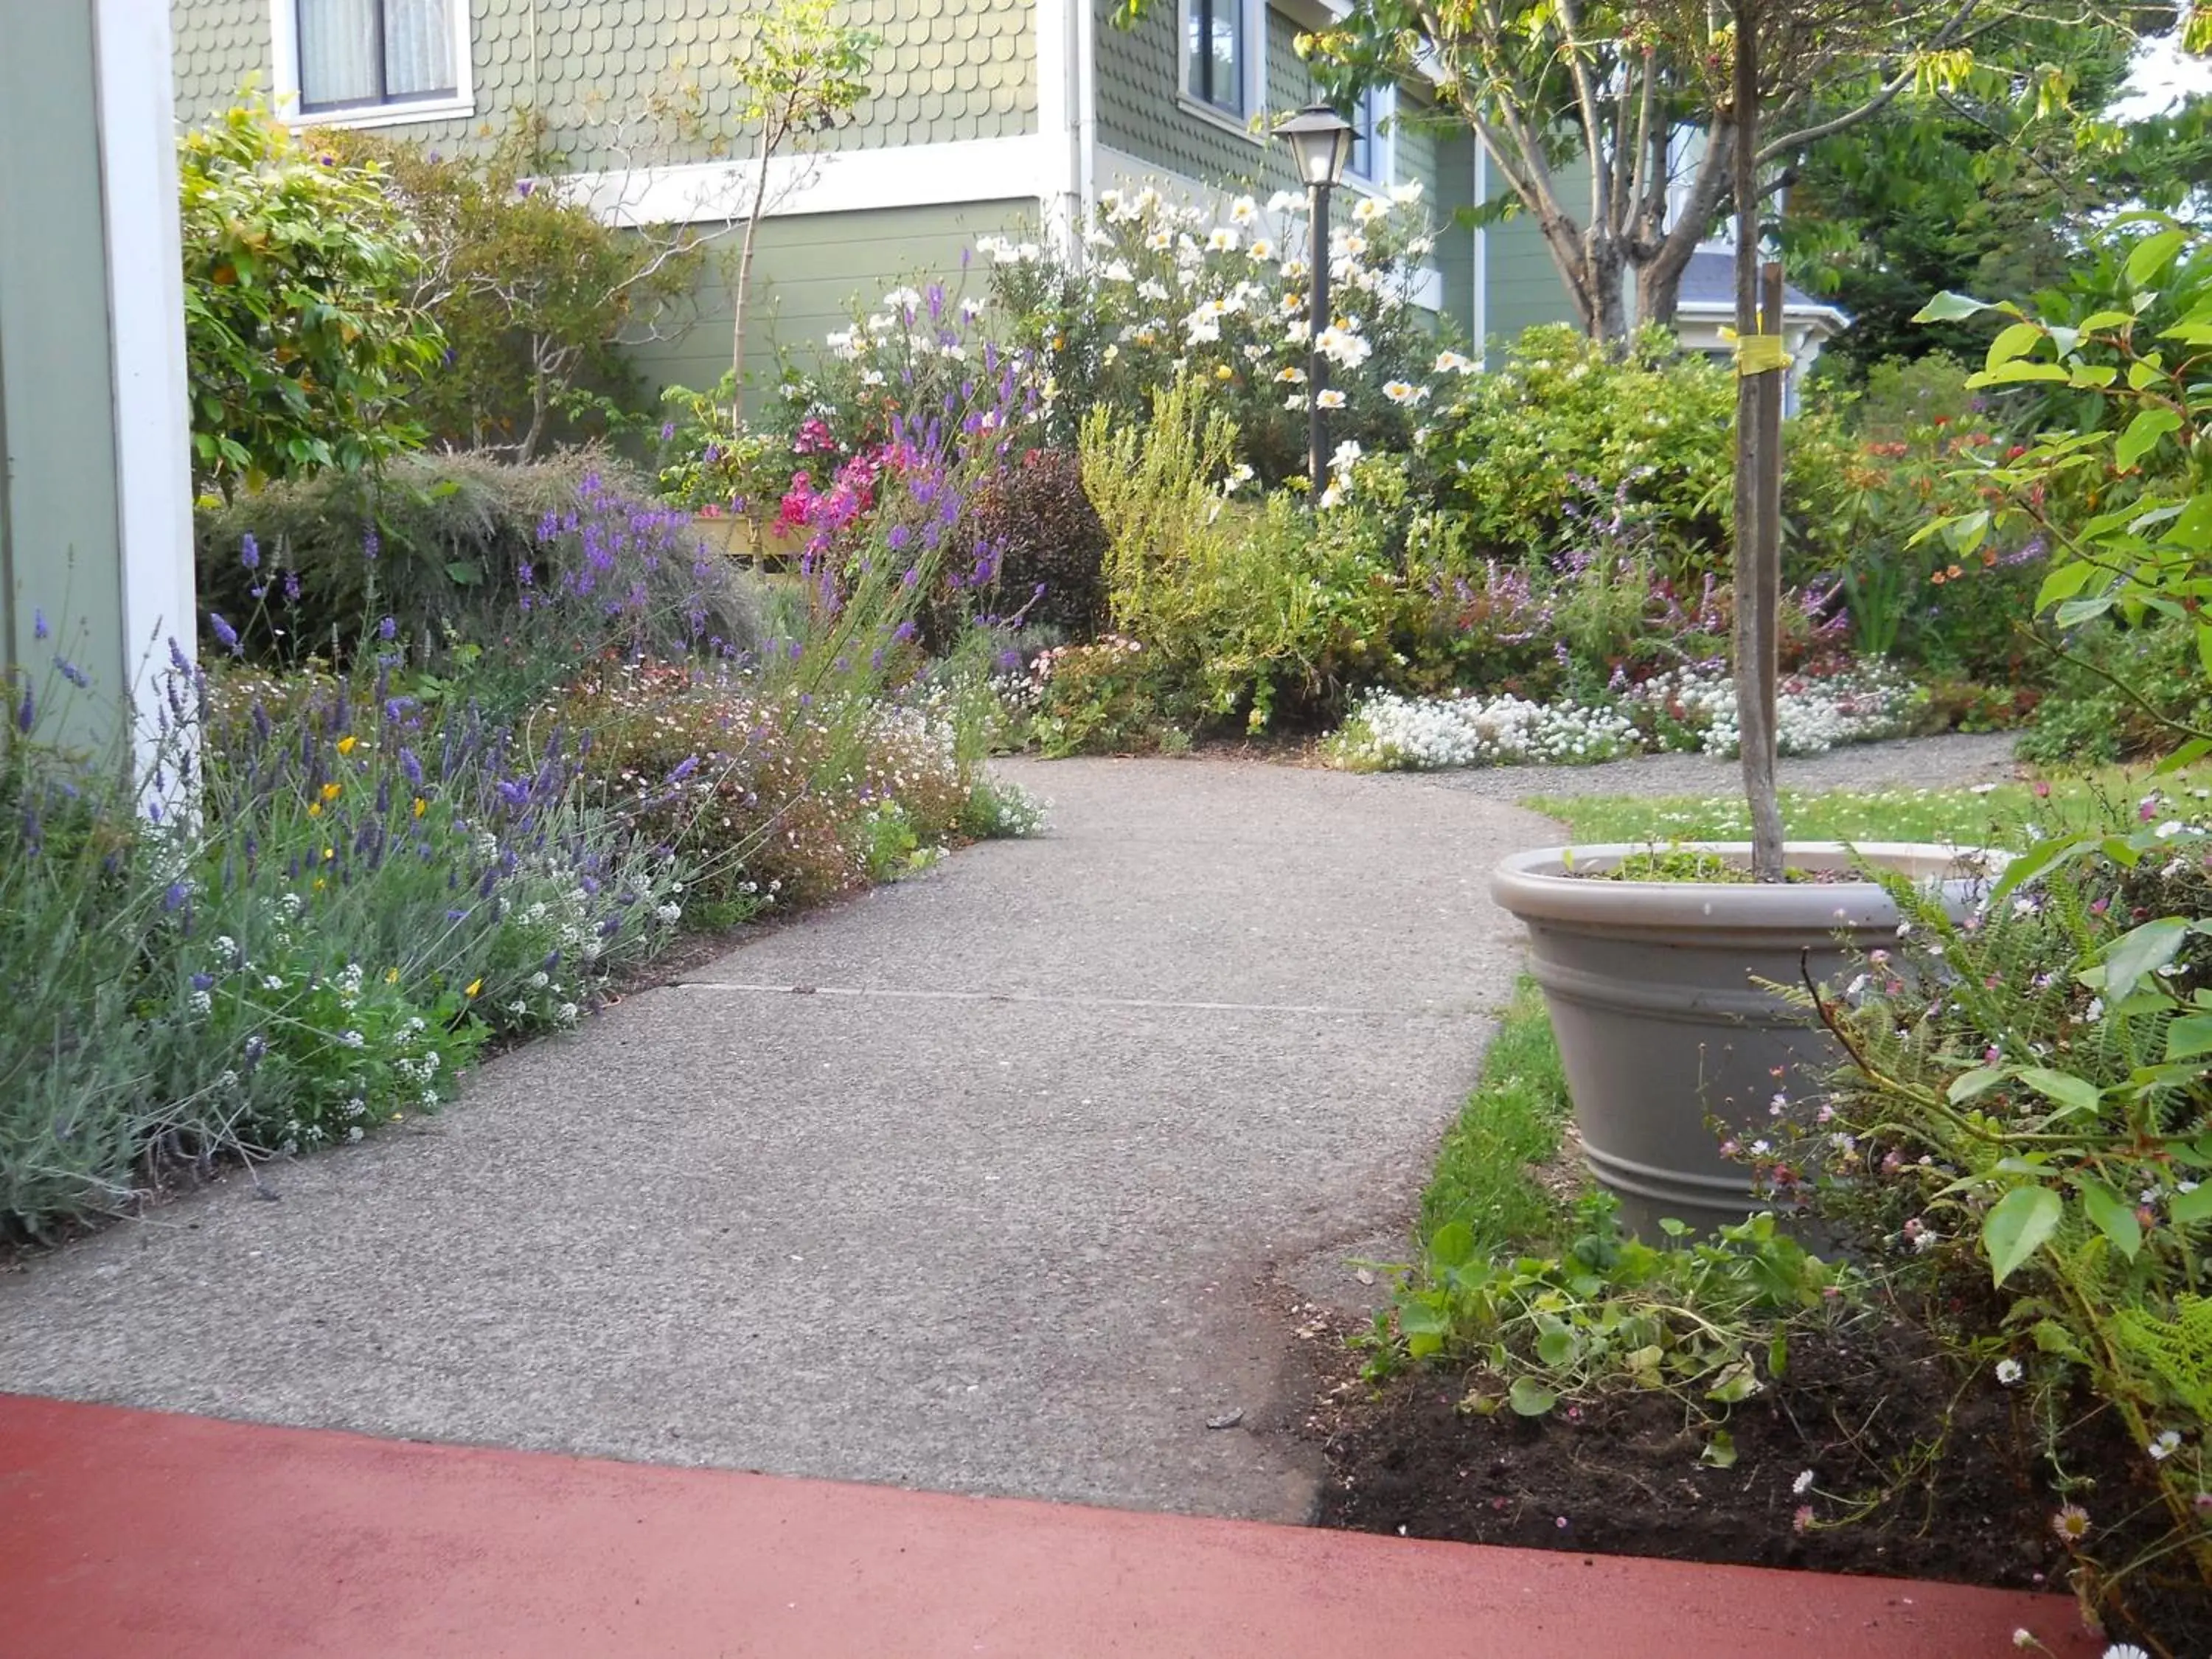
1403,731,2023,802
0,759,1551,1524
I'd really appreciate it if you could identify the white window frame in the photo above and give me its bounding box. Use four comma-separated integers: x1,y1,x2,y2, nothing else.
1177,0,1267,144
1343,82,1397,189
267,0,476,131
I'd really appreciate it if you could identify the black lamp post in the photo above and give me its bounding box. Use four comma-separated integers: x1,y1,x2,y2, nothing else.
1273,103,1356,503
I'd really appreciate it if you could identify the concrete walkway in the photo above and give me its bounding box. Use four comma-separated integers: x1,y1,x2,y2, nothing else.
1,1394,2094,1658
0,758,1550,1521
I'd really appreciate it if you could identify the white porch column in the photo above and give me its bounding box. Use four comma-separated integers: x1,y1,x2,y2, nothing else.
0,0,197,765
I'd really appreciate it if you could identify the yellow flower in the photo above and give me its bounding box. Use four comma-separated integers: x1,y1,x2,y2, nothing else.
313,877,326,891
465,978,483,998
385,967,400,984
412,796,428,818
322,846,335,861
321,782,342,801
1214,364,1234,382
307,802,322,817
336,736,357,756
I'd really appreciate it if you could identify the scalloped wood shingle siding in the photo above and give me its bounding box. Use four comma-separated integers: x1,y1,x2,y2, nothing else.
171,0,1037,167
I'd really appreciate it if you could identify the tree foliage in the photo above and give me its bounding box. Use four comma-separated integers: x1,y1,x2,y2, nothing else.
178,102,442,494
1183,0,2172,341
1785,16,2212,377
321,119,702,459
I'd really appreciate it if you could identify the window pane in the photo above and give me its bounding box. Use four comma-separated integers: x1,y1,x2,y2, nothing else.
386,0,459,98
1185,2,1206,100
1209,1,1241,112
298,0,380,108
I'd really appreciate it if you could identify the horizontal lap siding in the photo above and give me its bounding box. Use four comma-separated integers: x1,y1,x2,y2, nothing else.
621,199,1037,406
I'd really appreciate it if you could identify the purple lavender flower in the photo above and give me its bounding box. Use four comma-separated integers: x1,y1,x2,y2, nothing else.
209,612,242,655
667,754,700,782
379,615,397,641
284,571,302,604
55,658,89,689
240,533,260,571
190,973,215,992
13,684,32,736
162,881,189,912
242,1033,268,1070
363,529,380,561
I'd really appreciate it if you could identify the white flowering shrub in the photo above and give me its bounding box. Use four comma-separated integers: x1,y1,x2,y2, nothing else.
1326,662,1925,772
981,181,1459,484
1325,689,1641,771
1630,661,1929,759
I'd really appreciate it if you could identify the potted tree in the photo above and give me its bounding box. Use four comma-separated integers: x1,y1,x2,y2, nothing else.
1489,4,1996,1235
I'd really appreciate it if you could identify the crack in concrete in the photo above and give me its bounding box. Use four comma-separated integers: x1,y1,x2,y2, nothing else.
669,980,1489,1020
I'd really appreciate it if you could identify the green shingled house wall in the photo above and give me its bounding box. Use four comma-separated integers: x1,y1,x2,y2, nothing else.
169,1,1564,403
170,0,1037,162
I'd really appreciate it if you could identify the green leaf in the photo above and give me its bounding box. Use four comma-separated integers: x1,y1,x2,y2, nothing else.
2101,915,2191,1002
2016,1068,2101,1116
1427,1220,1476,1270
1983,1185,2062,1287
443,560,482,586
1705,1359,1762,1403
2079,1180,2143,1260
2126,228,2188,289
2031,1318,2088,1361
1534,1317,1577,1368
1767,1330,1789,1381
2168,1014,2212,1061
1970,361,2072,386
2034,561,2096,610
1914,291,1990,322
2067,363,2120,389
2054,594,2117,628
2171,1183,2212,1225
2116,408,2183,470
1508,1376,1557,1416
1948,1067,2006,1104
1700,1429,1738,1469
1985,321,2045,370
1944,509,1992,554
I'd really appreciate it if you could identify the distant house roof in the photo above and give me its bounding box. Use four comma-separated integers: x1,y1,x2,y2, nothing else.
1674,248,1850,333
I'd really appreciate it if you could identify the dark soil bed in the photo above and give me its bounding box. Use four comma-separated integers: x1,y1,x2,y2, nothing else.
1310,1311,2205,1652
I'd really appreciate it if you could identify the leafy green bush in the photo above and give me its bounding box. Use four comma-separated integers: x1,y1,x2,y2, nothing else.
321,119,700,457
179,101,441,493
1793,799,2212,1643
194,449,765,700
1414,324,1855,582
2016,616,2212,766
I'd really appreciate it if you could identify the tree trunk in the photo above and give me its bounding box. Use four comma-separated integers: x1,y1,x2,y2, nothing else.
730,125,776,428
1731,5,1785,881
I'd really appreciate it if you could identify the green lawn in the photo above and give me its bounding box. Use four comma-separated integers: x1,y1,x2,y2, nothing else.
1526,770,2210,849
1419,976,1574,1256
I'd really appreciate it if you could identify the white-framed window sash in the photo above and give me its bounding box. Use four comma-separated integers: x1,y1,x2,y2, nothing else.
1178,0,1266,141
268,0,475,129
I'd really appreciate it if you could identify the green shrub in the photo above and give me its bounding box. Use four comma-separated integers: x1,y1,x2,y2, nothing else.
194,449,766,703
321,119,700,457
1795,797,2212,1643
1415,324,1854,582
2016,616,2212,766
179,101,441,494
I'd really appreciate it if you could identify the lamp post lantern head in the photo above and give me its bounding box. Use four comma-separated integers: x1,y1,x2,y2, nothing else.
1273,102,1355,189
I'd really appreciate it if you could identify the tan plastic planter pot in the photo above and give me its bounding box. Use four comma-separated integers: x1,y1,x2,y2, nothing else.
1491,842,1996,1238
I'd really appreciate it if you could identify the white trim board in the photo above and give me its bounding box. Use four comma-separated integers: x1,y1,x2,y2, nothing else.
563,135,1053,228
93,0,198,766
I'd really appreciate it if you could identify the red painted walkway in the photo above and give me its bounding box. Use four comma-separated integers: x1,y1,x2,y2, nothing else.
1,1394,2092,1658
